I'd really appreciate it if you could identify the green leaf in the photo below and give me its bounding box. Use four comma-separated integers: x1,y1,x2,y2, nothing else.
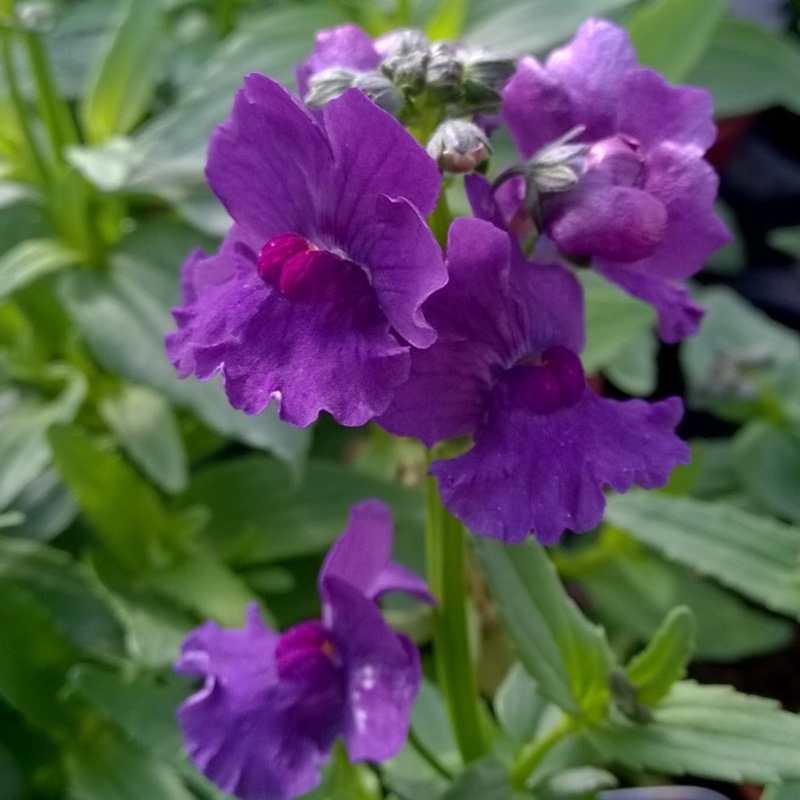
440,757,525,800
0,239,76,303
425,0,468,40
473,538,613,719
577,541,792,661
590,681,800,784
4,468,78,541
763,780,800,800
57,254,309,469
67,664,185,765
66,726,194,800
179,456,425,567
0,581,78,730
733,421,800,525
100,384,188,495
495,664,549,745
681,287,800,420
48,424,183,573
604,333,657,396
463,0,638,56
0,538,122,654
579,271,656,376
539,766,617,800
606,492,800,619
0,370,86,508
688,18,800,116
625,607,694,707
80,0,162,141
627,0,725,83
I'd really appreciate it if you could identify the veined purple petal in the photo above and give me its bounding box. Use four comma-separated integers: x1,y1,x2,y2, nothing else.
324,577,422,763
432,387,689,544
176,605,338,800
320,500,435,604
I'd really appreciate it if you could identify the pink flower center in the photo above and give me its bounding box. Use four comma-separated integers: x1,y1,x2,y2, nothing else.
275,620,339,680
257,233,348,302
586,135,644,188
520,346,585,414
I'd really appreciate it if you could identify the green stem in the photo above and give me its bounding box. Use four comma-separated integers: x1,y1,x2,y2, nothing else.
428,187,451,249
425,472,489,763
510,714,576,789
23,29,80,161
0,26,50,183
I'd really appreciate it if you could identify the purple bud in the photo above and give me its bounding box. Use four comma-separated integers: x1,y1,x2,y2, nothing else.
427,119,491,173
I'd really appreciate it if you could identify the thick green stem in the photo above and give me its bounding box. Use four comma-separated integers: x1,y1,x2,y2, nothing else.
23,30,80,160
425,473,489,763
1,26,50,183
510,714,576,789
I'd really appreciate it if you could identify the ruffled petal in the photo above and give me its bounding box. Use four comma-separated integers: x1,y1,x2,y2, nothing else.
320,499,435,604
175,605,337,800
353,195,446,349
501,56,576,159
546,18,638,140
297,23,380,97
431,382,689,544
324,577,422,763
206,74,331,241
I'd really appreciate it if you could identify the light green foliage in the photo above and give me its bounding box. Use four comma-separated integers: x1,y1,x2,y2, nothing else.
627,0,725,82
474,538,613,720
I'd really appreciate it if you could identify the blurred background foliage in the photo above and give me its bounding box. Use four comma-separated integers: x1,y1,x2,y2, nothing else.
2,0,800,798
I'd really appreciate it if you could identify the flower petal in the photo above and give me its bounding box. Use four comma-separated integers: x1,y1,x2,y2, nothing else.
320,499,435,604
324,577,422,763
206,74,332,241
432,384,689,544
175,605,338,800
297,23,380,97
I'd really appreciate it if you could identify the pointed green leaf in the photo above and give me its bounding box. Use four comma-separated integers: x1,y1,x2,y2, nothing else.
495,664,549,745
625,607,695,707
627,0,725,83
689,18,800,117
463,0,638,56
733,421,800,525
577,541,793,661
440,757,526,800
474,539,613,719
80,0,162,141
0,239,76,303
763,780,800,800
606,492,800,618
100,384,188,495
66,726,194,800
48,424,182,573
590,681,800,784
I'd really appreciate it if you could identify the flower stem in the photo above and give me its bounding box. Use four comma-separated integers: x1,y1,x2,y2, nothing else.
424,472,489,763
510,713,576,789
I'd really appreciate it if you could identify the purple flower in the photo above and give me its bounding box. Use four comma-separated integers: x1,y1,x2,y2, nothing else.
378,216,690,544
175,500,434,800
166,74,445,427
500,19,730,342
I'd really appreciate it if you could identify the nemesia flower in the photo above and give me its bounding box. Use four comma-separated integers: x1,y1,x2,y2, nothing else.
175,500,435,800
377,215,690,544
500,19,731,342
166,75,445,427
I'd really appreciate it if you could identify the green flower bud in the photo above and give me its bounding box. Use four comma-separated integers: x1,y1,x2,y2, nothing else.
352,72,404,117
305,68,357,107
427,119,491,174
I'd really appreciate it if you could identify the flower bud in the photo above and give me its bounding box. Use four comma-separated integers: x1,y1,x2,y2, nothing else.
426,43,464,100
461,51,516,111
381,50,429,91
352,72,404,117
305,67,357,107
378,28,431,59
427,119,491,174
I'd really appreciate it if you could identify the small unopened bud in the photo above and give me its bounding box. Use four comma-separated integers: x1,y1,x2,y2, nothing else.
352,72,404,116
461,51,516,112
378,28,431,59
427,120,491,174
305,67,357,107
426,44,464,100
382,50,429,91
522,125,586,217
